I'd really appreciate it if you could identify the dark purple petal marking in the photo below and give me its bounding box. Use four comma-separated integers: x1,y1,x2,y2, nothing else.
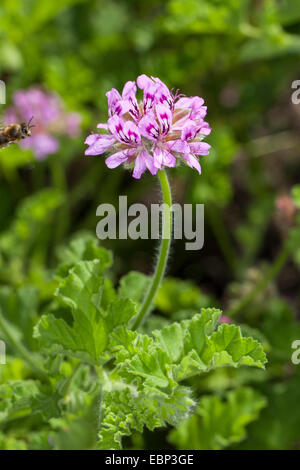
144,92,155,112
146,123,159,138
128,99,140,119
159,93,174,110
159,111,170,135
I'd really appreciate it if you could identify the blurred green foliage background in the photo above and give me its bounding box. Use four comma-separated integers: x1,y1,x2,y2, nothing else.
0,0,300,450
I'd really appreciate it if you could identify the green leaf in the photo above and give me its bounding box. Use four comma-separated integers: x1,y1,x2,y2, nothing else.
110,309,266,390
98,385,194,450
156,313,267,381
155,277,211,315
0,285,39,348
35,260,137,364
100,304,267,449
169,387,267,450
0,380,60,423
56,233,112,278
0,380,40,423
105,298,138,332
202,323,267,367
34,261,107,363
118,271,150,304
236,376,300,450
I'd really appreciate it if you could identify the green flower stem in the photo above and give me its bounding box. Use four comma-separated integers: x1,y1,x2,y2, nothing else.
132,169,172,330
227,241,290,317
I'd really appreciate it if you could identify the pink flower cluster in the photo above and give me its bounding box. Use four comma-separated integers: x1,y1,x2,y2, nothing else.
5,87,81,160
85,75,211,179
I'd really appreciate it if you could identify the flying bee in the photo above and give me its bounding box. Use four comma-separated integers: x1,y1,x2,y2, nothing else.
0,116,34,149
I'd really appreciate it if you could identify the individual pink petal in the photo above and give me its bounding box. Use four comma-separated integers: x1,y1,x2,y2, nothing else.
144,88,157,112
108,115,141,145
106,88,122,115
189,141,211,155
122,120,141,145
183,153,201,174
199,122,211,136
191,96,205,108
97,123,109,130
108,114,121,136
137,74,153,90
153,147,163,169
108,82,140,119
197,106,207,119
113,99,132,117
141,151,158,175
133,151,157,178
85,134,98,145
106,88,121,106
105,150,132,169
122,81,137,100
149,78,173,109
166,139,189,153
175,96,206,121
165,153,176,168
175,96,203,109
181,121,199,141
132,152,147,179
85,134,116,155
162,150,176,167
119,98,140,120
122,82,140,119
139,111,159,140
137,74,159,112
156,103,172,135
153,147,176,169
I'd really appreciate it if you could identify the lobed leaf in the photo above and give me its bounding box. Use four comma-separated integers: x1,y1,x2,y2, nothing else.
34,260,137,364
169,387,267,450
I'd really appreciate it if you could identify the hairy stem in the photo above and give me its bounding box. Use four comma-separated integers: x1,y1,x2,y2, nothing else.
132,169,172,330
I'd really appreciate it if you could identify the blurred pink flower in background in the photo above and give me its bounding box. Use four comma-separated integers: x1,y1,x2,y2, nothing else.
4,87,81,160
85,75,211,178
219,315,231,324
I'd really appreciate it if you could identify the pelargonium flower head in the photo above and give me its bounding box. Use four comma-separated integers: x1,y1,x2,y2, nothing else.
4,86,81,160
85,75,211,179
